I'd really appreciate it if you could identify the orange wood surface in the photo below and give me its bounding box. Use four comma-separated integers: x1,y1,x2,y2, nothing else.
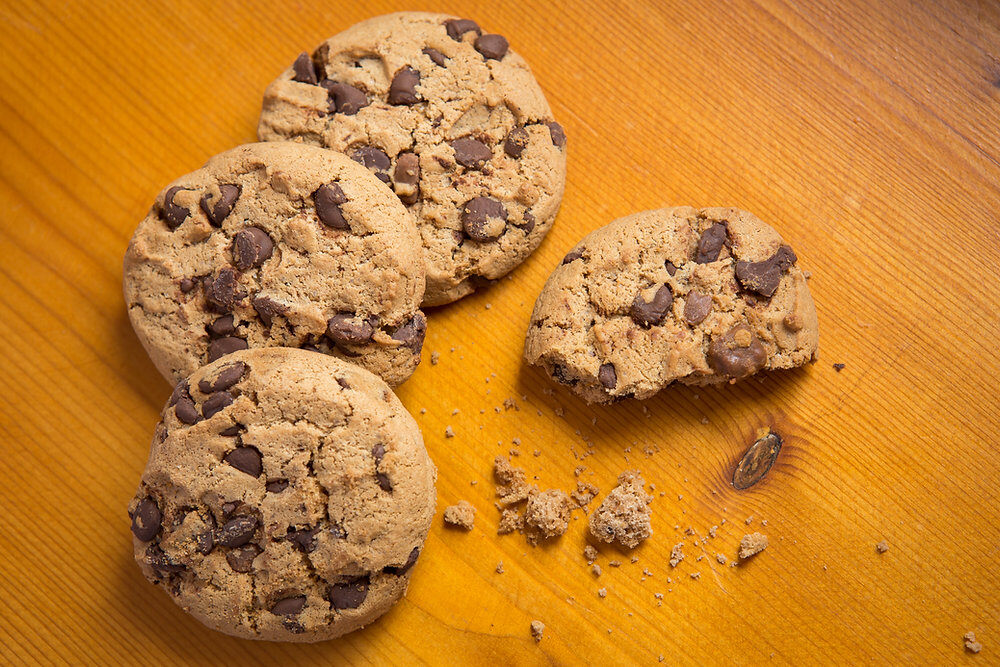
1,0,999,664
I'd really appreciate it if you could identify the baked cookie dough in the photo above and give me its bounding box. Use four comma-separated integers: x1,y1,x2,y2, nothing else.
258,12,567,305
524,207,819,403
127,348,437,642
123,142,426,387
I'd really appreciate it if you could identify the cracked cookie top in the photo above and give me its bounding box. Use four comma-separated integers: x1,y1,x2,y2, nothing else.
127,348,437,642
258,12,567,305
123,142,426,388
524,207,819,403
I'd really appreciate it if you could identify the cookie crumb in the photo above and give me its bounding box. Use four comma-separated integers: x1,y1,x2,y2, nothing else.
497,508,523,535
598,588,607,598
588,471,652,549
530,620,545,643
445,425,455,438
494,456,534,506
592,564,602,576
443,500,475,530
876,540,889,553
533,449,541,457
745,516,753,525
485,303,492,310
571,481,600,511
708,525,718,538
555,407,564,417
609,560,622,567
690,572,700,580
584,545,598,564
470,480,477,486
524,489,572,542
716,553,727,565
503,397,518,411
833,363,845,372
739,532,769,559
430,351,440,365
669,543,685,567
496,561,504,574
964,631,982,653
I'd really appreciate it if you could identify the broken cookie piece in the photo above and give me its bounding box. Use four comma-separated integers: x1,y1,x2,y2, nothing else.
494,455,535,506
588,471,652,549
524,489,571,543
530,620,545,643
739,532,769,559
524,207,819,404
443,500,476,530
964,631,982,654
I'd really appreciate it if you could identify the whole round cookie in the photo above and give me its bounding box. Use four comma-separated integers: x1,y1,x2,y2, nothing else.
127,348,437,642
123,142,427,387
258,12,567,306
524,207,819,403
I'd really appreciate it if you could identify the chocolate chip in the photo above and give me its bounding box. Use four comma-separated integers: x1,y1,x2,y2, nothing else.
326,314,374,345
351,146,391,184
388,66,420,105
271,596,306,616
195,529,214,555
384,547,419,575
695,223,728,263
562,249,583,264
665,260,678,275
329,576,370,610
252,294,288,327
291,52,317,84
202,391,233,418
266,479,288,493
598,363,617,389
198,361,248,394
390,313,426,350
217,515,258,548
461,196,507,242
145,545,185,575
200,184,241,227
451,137,492,169
169,381,189,407
504,127,529,158
179,278,196,293
734,246,797,298
336,377,351,390
376,471,392,492
207,336,248,362
130,498,161,541
174,396,200,425
393,152,420,205
323,82,368,115
683,291,713,325
733,431,783,490
444,18,481,40
313,183,348,230
207,314,236,338
221,501,240,517
203,268,241,312
232,227,273,270
160,186,190,230
422,47,447,66
287,526,320,553
226,544,260,573
630,284,674,328
551,364,577,386
224,446,262,477
474,33,509,60
546,121,566,148
708,324,768,379
219,424,242,437
515,210,536,234
371,439,390,490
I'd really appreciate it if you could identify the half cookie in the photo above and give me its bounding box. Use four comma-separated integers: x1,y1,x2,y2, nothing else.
524,207,818,403
123,142,426,386
127,348,437,642
258,12,567,306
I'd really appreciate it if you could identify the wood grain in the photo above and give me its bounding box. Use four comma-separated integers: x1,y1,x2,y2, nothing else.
1,0,999,664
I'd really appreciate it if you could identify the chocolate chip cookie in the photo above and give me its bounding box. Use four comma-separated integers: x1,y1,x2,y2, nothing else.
127,348,437,642
524,207,819,403
123,142,426,387
258,12,567,306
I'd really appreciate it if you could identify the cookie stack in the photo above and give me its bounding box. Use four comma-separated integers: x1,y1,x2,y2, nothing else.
124,12,566,642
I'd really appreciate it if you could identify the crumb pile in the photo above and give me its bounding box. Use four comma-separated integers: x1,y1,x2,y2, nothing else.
588,471,652,549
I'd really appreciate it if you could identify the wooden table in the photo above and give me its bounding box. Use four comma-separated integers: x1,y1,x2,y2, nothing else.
2,0,998,663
